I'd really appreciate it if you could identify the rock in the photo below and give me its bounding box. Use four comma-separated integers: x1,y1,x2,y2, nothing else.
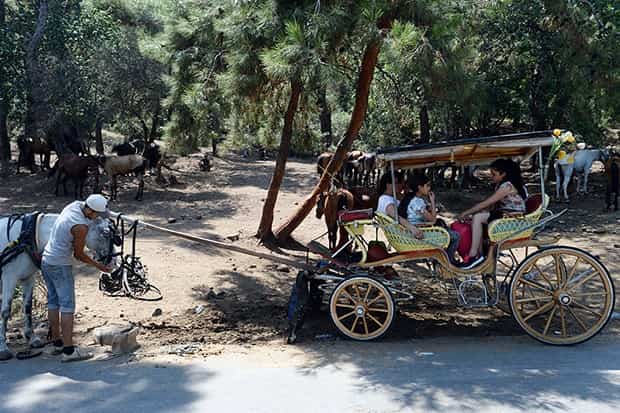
194,304,205,314
167,217,177,224
206,288,217,300
111,327,139,354
215,290,226,298
249,264,257,269
194,215,203,220
226,232,240,242
152,308,163,317
614,244,620,249
119,313,124,318
276,265,290,273
94,324,136,346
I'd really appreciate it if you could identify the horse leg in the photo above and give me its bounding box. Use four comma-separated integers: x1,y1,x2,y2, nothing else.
583,169,590,194
111,175,117,200
554,163,560,200
21,275,44,348
135,173,145,201
563,165,572,203
0,276,18,360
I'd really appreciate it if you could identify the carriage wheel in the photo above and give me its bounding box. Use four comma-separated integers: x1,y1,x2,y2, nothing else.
509,246,615,345
329,276,395,341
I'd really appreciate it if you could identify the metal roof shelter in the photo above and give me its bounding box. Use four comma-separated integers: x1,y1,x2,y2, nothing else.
376,130,558,170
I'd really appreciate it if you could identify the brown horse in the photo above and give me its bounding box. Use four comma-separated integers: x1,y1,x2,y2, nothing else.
49,153,100,199
605,155,619,211
317,152,333,175
316,188,355,251
17,137,52,173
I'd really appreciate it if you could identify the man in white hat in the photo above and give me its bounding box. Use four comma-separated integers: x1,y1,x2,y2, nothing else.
42,194,113,362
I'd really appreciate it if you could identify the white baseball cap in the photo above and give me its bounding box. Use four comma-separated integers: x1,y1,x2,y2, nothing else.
85,194,109,213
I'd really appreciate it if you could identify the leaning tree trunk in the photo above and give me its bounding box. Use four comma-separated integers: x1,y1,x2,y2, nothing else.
95,117,104,154
23,0,48,140
274,16,393,244
256,79,303,242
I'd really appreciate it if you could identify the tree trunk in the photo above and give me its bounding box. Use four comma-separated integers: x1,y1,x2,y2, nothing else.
256,79,303,242
419,103,430,143
317,87,332,149
274,16,392,244
23,0,48,140
149,102,160,143
0,0,9,168
140,119,149,144
95,117,104,155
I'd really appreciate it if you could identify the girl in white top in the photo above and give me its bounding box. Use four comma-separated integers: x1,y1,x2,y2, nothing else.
376,172,423,239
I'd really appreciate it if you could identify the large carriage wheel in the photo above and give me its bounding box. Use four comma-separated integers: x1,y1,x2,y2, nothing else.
509,246,615,345
329,276,395,341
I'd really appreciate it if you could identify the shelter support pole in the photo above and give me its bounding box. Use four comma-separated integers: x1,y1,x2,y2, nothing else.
108,212,314,271
538,146,546,199
390,160,398,221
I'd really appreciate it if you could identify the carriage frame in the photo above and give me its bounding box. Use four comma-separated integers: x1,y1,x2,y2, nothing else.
305,130,616,345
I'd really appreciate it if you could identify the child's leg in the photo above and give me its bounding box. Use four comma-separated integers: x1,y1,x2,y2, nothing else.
468,211,490,257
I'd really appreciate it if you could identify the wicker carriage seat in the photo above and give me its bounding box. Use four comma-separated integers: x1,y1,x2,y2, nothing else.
374,213,450,253
487,193,549,243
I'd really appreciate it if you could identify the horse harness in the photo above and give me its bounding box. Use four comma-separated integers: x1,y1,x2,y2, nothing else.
0,212,42,279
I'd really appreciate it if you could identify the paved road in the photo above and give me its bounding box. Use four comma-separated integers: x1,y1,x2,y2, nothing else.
2,333,620,413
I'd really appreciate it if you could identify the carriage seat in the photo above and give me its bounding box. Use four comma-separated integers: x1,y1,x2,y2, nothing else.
487,194,548,243
374,213,450,253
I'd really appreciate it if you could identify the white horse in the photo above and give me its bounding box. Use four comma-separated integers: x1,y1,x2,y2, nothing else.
0,213,118,360
554,149,610,202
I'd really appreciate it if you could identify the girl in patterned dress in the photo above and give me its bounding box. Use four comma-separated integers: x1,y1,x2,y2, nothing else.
457,159,526,265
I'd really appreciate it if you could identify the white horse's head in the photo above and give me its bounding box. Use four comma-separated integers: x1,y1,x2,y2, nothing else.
86,217,121,266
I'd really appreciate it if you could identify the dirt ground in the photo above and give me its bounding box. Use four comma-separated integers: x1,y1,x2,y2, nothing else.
1,146,619,357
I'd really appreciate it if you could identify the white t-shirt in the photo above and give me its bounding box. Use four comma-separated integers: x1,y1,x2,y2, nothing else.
377,194,399,215
407,196,428,224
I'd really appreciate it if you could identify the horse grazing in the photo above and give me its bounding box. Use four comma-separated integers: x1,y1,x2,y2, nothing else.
113,140,161,171
344,150,364,186
317,152,333,176
17,137,53,173
605,155,619,211
555,148,610,202
100,155,148,201
0,214,117,360
49,154,100,199
359,152,377,186
316,188,354,251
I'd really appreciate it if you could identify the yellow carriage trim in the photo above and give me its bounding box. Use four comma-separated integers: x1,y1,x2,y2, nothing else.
488,194,549,242
374,213,450,252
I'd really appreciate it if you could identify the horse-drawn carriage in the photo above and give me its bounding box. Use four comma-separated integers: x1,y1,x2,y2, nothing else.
304,131,615,345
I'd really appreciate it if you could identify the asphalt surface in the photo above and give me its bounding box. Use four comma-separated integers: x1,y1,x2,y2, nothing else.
2,331,620,413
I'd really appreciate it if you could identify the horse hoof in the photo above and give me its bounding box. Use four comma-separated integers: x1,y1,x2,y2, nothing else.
0,350,14,360
29,337,45,349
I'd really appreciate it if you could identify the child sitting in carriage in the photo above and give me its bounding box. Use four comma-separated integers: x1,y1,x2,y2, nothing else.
457,158,527,265
398,174,461,263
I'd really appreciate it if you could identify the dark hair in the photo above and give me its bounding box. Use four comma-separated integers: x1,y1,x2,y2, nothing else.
398,173,430,218
377,170,404,196
490,158,527,199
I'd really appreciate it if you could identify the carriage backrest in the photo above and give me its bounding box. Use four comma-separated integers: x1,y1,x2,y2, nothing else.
525,194,543,214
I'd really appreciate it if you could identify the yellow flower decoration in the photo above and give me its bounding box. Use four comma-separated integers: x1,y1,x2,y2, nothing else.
553,129,561,137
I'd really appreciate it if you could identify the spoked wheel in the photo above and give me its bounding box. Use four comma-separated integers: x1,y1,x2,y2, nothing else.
329,276,396,341
496,246,536,314
509,246,615,345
